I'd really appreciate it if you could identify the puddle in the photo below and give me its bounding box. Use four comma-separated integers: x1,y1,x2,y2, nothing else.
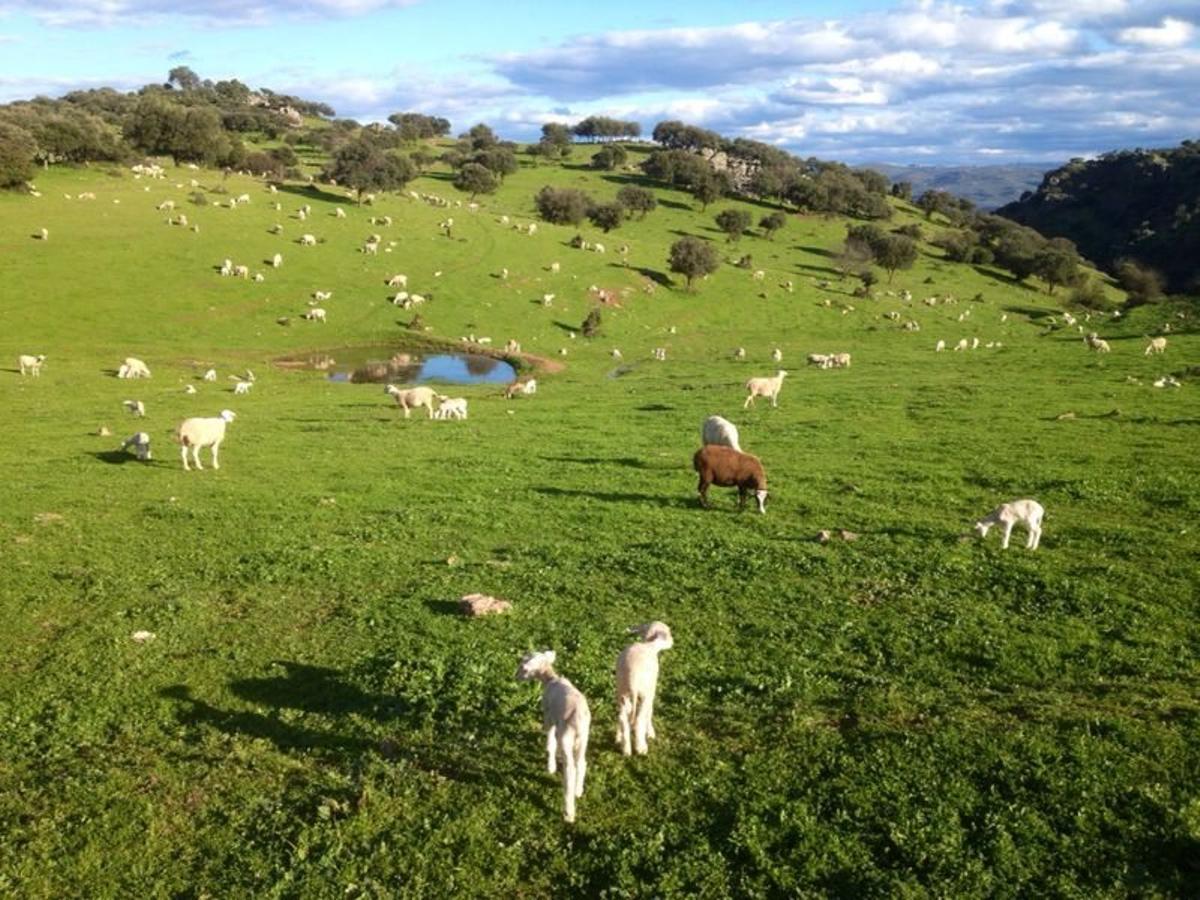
276,346,516,385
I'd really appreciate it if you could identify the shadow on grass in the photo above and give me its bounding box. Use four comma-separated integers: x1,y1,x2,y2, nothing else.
275,183,354,205
533,486,689,508
539,454,650,469
796,245,836,259
89,450,161,466
633,266,673,288
634,403,674,412
422,599,464,617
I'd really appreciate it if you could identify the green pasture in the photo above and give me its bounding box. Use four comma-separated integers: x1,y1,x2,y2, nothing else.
2,151,1198,897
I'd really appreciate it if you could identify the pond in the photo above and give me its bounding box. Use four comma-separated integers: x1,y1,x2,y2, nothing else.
276,346,517,385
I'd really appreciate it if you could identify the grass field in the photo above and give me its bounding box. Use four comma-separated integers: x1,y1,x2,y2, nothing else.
2,148,1199,898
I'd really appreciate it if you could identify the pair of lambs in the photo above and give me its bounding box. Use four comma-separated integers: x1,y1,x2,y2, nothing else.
517,621,674,823
696,416,768,514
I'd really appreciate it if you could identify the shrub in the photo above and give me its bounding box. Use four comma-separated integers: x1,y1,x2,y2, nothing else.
581,309,602,337
535,185,592,225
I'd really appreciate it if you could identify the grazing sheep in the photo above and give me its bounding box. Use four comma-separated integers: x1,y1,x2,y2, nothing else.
299,234,317,246
124,399,145,417
807,353,831,368
253,273,265,283
313,290,332,302
505,379,538,399
270,223,283,234
303,308,327,323
954,339,969,352
1085,332,1111,353
593,243,605,254
120,431,152,461
974,498,1044,550
391,291,410,306
743,370,788,408
175,410,235,471
752,270,765,281
387,274,408,288
203,369,217,382
297,209,307,221
184,384,197,394
701,415,742,452
38,227,49,240
271,253,282,268
363,240,379,255
829,352,851,368
157,200,175,212
504,339,521,354
118,357,151,379
611,348,622,360
1145,337,1167,355
233,381,252,395
692,445,768,514
434,396,468,419
615,622,674,756
384,384,438,418
18,354,45,377
652,347,667,361
542,293,555,307
516,650,591,824
935,340,946,352
233,265,249,279
771,348,783,362
335,207,346,219
734,347,746,360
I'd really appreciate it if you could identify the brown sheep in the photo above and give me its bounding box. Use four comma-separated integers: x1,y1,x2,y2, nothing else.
692,445,768,514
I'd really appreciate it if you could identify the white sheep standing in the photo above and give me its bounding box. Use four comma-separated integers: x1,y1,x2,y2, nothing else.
120,431,152,461
304,308,327,323
935,340,946,352
387,274,408,288
974,498,1044,550
744,370,788,408
614,622,674,756
175,410,235,471
233,381,252,395
271,253,283,268
771,348,783,362
701,415,741,452
516,650,591,824
18,354,46,376
734,347,746,360
384,384,439,418
118,357,151,379
203,369,217,382
1145,337,1167,355
434,396,468,420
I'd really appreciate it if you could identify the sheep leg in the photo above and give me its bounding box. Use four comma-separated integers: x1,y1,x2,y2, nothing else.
1028,523,1041,549
697,480,710,508
560,730,577,823
192,445,203,470
618,696,633,756
743,394,754,409
211,439,221,470
574,726,588,798
402,404,411,419
634,694,652,755
181,445,191,471
1000,521,1013,549
645,692,657,741
545,725,557,775
771,393,778,408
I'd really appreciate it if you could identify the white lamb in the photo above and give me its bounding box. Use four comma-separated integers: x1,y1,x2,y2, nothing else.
299,234,316,246
701,415,741,452
118,357,151,379
176,410,235,471
335,207,346,219
434,396,468,420
744,370,788,408
752,270,765,281
614,622,674,756
516,650,591,824
384,384,438,418
387,274,408,288
271,253,283,268
1145,337,1167,355
974,498,1044,550
120,431,152,461
18,354,45,376
123,399,145,417
233,381,252,395
203,369,217,382
304,308,327,323
935,340,946,352
734,347,746,360
313,290,332,302
954,339,969,352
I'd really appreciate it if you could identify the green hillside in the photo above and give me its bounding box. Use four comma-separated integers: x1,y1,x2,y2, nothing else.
2,146,1199,897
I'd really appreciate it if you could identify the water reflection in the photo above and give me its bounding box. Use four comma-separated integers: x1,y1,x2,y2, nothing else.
277,346,515,385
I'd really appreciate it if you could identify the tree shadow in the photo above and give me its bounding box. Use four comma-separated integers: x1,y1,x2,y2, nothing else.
533,486,689,509
551,320,582,334
422,599,465,617
794,262,842,277
275,183,352,205
657,198,693,211
795,245,835,259
633,266,673,288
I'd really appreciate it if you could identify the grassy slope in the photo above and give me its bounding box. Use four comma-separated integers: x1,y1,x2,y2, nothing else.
1,150,1198,898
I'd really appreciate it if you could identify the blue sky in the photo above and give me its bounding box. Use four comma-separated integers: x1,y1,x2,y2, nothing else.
1,0,1197,164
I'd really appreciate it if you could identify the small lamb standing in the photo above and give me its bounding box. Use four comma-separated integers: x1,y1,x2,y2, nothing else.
176,410,236,471
701,415,741,452
203,369,217,382
120,432,152,461
693,445,768,513
18,354,46,376
615,622,674,756
123,399,146,417
516,650,591,824
434,396,468,420
974,499,1044,550
744,370,788,408
1145,337,1167,355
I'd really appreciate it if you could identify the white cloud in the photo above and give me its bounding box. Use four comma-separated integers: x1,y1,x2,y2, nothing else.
1116,17,1195,47
2,0,421,27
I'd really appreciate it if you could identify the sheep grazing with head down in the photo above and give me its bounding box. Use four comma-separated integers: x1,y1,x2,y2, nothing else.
974,498,1044,550
120,431,152,461
615,622,674,756
693,445,768,513
175,410,236,471
701,415,741,452
516,650,591,824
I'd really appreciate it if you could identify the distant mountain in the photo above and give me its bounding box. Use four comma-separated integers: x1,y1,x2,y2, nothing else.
998,142,1200,294
865,162,1050,210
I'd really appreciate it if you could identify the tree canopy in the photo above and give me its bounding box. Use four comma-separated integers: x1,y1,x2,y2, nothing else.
668,236,721,290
